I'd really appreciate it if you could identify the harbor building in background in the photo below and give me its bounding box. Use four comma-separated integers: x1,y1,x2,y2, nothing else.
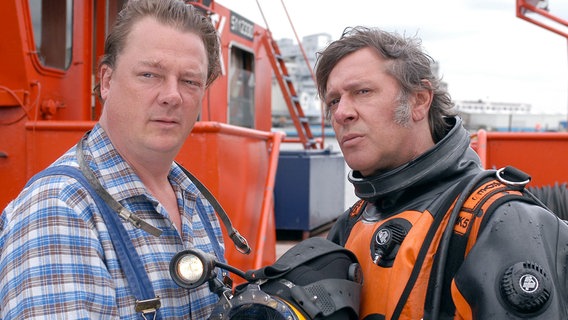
272,33,567,133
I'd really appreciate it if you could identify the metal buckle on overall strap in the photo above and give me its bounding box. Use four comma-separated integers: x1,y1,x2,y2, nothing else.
135,297,161,320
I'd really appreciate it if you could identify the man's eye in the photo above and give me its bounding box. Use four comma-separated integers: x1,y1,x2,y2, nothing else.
183,79,203,88
142,72,154,78
328,98,339,108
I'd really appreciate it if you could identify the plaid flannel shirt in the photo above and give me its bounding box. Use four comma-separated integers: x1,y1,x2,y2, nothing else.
0,124,225,319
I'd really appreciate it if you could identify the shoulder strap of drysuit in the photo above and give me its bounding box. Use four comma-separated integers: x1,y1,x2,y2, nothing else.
423,166,541,320
26,166,162,320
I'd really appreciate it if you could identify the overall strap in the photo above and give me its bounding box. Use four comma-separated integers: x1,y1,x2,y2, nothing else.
26,166,161,320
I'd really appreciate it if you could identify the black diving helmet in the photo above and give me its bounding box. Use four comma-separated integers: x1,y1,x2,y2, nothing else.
170,237,363,320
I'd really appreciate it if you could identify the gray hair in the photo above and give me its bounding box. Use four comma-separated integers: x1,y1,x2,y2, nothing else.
315,26,456,142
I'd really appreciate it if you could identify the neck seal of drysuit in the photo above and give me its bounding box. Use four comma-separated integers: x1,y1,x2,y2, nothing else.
348,116,481,204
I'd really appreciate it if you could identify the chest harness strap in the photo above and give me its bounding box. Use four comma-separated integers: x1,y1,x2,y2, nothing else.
426,166,538,320
390,175,475,320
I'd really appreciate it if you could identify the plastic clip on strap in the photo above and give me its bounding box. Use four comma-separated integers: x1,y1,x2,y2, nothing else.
26,165,162,320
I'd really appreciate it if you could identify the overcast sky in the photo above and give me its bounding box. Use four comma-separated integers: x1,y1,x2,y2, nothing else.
218,0,568,114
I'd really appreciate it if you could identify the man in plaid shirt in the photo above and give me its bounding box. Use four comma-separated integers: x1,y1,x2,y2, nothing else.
0,0,225,318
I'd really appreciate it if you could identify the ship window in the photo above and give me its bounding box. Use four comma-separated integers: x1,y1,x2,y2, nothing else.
29,0,73,70
228,47,255,128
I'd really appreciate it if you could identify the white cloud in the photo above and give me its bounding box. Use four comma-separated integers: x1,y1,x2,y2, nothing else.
218,0,568,114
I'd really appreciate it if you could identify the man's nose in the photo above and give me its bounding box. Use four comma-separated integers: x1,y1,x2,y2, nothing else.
333,97,357,123
158,78,182,106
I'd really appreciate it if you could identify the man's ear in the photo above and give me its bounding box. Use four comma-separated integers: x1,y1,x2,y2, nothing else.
99,65,113,101
411,80,434,122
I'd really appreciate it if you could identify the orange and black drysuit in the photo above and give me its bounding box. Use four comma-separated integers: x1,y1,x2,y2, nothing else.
328,116,568,320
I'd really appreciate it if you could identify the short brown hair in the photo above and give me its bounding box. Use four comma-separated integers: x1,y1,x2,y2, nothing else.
94,0,221,99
